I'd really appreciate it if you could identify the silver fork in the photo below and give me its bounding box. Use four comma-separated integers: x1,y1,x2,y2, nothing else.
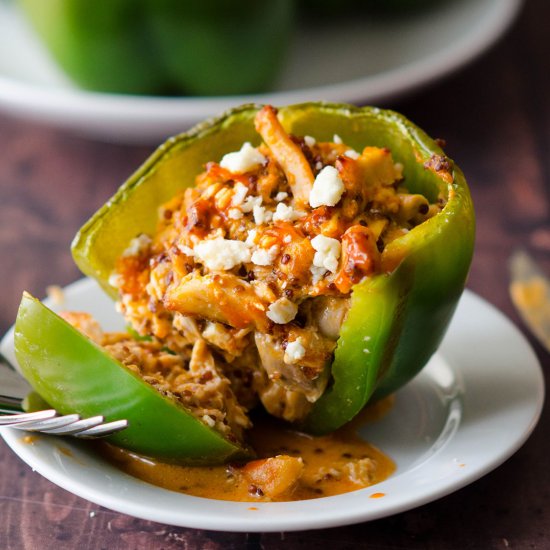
0,352,128,438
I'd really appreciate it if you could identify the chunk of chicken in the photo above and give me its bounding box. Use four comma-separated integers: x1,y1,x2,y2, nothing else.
308,296,350,340
164,272,268,330
240,456,304,499
255,375,313,422
255,326,334,403
254,106,314,206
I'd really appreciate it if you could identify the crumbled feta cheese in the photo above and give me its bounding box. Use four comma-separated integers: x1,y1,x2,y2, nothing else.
220,142,266,174
344,149,360,160
177,243,195,256
267,297,298,324
333,134,343,144
394,162,404,178
108,273,122,288
228,208,243,220
122,234,152,257
315,161,323,171
231,181,248,206
311,234,341,274
240,195,262,213
251,245,280,266
304,135,316,147
202,414,216,428
245,229,258,246
310,266,326,284
284,338,306,364
193,237,251,271
309,166,345,208
272,202,306,222
253,204,273,225
275,191,288,202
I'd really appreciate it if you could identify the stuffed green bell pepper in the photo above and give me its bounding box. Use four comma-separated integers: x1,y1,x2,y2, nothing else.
15,102,473,464
17,0,293,95
71,102,474,435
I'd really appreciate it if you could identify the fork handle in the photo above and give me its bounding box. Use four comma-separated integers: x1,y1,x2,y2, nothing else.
0,395,24,414
0,352,27,414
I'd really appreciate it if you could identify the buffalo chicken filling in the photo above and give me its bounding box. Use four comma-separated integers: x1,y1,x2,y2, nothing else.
106,106,442,444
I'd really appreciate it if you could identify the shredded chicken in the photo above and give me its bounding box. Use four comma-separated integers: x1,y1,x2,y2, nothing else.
104,106,441,441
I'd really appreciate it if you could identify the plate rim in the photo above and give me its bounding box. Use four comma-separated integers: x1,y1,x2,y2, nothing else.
0,0,524,142
0,279,544,532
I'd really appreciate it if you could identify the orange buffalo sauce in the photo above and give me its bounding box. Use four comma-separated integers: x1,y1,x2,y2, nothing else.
99,397,395,502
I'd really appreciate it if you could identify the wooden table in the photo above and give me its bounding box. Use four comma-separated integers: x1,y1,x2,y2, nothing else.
1,1,548,547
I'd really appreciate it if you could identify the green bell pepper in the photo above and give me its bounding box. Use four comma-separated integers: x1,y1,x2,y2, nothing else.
71,102,474,436
17,0,293,95
14,292,250,464
14,103,473,462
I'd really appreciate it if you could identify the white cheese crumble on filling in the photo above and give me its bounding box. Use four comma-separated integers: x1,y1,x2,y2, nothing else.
245,229,258,246
251,245,280,266
253,204,273,225
231,181,249,206
309,166,345,208
284,338,306,364
333,134,343,144
394,162,404,178
240,195,263,213
108,272,123,288
228,208,243,220
193,237,251,271
274,191,288,202
220,142,266,174
272,202,306,222
344,149,360,160
122,234,152,257
311,234,341,275
202,414,216,428
267,297,298,324
177,243,195,256
304,135,316,147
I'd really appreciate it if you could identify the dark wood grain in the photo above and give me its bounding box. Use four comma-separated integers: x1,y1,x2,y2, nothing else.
1,1,549,548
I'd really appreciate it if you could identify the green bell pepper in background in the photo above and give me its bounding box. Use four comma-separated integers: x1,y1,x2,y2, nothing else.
70,102,475,438
17,0,294,95
14,292,250,464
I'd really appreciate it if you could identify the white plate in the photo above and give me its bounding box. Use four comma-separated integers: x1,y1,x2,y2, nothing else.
0,0,522,143
0,278,544,531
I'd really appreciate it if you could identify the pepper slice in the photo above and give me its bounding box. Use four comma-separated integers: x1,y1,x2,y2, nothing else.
70,102,473,437
14,292,250,463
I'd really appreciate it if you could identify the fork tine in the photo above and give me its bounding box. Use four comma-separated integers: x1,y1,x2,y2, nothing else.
0,410,57,425
1,409,128,438
43,416,105,435
74,419,129,438
16,414,81,432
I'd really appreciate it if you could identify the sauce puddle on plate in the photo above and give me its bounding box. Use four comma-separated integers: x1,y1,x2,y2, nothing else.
99,397,395,502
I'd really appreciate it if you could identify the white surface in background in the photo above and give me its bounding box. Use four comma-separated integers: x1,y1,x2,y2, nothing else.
0,0,523,143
